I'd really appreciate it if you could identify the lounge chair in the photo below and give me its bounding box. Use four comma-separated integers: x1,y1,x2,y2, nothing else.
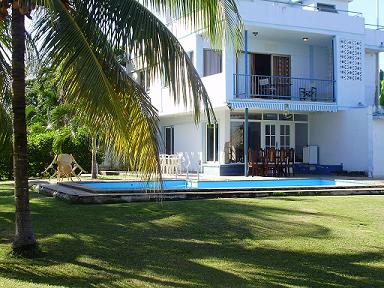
43,154,86,181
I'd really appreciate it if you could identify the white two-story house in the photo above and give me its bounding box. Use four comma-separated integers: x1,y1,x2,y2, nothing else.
141,0,384,177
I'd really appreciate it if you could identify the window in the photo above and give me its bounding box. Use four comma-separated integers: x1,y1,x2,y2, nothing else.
230,112,262,120
206,123,218,161
294,114,308,122
249,113,263,120
230,122,243,162
280,125,291,149
295,123,308,162
317,3,337,13
263,113,278,120
138,69,150,91
230,112,244,120
164,126,174,155
279,114,293,121
187,51,194,64
203,49,222,77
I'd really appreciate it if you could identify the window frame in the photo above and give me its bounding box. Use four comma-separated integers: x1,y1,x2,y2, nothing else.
206,123,219,162
316,3,337,13
138,69,150,91
164,126,174,155
203,49,223,77
187,50,194,65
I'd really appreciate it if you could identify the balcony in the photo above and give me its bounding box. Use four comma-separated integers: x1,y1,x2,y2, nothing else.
254,0,362,17
238,0,365,35
233,74,335,102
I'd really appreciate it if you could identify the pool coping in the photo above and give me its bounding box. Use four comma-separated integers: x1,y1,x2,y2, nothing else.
32,179,384,204
59,179,372,194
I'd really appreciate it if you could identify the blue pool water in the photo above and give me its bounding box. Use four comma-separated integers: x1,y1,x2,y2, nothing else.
79,179,353,191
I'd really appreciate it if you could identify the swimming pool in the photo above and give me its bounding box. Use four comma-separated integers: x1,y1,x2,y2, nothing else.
76,178,361,192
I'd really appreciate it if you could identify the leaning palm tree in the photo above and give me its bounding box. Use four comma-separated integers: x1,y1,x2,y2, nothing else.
0,0,242,254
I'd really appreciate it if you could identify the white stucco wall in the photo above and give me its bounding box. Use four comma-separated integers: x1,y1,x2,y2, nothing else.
333,34,365,108
365,29,384,50
364,52,378,106
372,119,384,177
160,114,202,171
243,38,331,80
238,0,364,35
159,107,229,171
302,0,349,11
309,108,369,172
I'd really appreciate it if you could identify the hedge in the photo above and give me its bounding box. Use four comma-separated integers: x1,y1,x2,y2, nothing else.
0,129,104,180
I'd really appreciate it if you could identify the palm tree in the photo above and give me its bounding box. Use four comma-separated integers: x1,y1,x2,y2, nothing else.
0,0,242,254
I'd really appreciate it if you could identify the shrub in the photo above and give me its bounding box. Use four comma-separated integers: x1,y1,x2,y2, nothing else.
60,128,104,173
0,128,105,179
27,131,56,177
0,144,13,180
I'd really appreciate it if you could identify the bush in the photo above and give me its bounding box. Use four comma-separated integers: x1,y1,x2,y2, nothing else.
0,128,105,179
381,80,384,106
27,131,56,177
60,128,104,173
0,144,13,180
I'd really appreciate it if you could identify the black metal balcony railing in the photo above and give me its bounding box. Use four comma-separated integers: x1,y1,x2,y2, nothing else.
233,74,335,102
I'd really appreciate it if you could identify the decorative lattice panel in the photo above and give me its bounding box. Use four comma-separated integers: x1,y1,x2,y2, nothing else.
339,39,363,81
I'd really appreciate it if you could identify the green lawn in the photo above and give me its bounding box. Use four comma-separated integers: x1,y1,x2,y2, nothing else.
0,182,384,287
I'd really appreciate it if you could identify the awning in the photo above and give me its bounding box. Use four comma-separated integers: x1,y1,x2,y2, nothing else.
227,99,338,112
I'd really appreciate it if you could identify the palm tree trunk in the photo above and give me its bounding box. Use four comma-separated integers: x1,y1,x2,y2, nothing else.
11,8,36,252
91,136,98,179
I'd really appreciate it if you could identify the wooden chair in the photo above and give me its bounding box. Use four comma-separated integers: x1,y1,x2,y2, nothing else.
287,148,295,176
277,148,288,177
247,148,255,177
256,149,266,176
265,147,277,177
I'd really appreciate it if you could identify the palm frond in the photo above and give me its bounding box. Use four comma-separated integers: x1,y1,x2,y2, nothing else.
143,0,244,51
0,18,11,89
32,0,242,176
35,0,161,176
0,101,12,150
0,20,12,150
67,0,233,123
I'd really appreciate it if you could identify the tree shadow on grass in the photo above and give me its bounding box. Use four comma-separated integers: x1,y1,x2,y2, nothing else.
0,196,383,287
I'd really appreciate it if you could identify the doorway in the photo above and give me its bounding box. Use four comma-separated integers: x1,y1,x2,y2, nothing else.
262,122,294,149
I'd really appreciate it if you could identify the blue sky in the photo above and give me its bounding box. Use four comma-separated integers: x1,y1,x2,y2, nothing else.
350,0,384,69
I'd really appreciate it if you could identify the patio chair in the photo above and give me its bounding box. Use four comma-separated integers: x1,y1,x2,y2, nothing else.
43,153,86,181
161,154,181,177
287,148,295,176
159,154,165,173
258,77,276,97
277,148,288,177
265,147,277,177
247,149,255,177
300,87,313,101
256,149,266,176
310,87,317,101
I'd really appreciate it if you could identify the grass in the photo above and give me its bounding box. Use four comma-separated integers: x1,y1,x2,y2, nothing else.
1,181,384,287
